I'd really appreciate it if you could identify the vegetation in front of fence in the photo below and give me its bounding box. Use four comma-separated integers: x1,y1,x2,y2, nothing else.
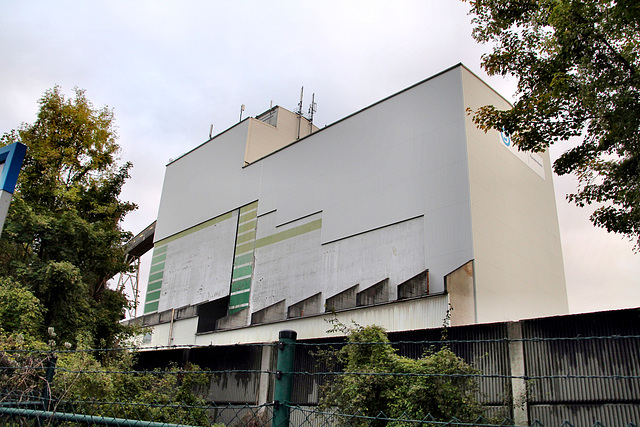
0,329,216,426
2,323,639,426
317,320,485,425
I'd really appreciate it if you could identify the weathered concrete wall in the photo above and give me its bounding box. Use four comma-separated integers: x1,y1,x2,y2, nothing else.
155,211,238,312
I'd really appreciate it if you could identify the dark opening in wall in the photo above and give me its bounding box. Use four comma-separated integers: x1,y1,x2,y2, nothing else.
288,293,322,318
325,284,359,312
397,270,429,300
356,278,389,306
197,295,230,333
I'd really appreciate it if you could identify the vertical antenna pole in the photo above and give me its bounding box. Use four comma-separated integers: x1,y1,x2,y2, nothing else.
297,87,303,140
239,104,245,122
308,93,316,133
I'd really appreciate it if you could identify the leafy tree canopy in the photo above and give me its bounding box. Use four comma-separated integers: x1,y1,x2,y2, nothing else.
465,0,640,247
0,86,137,348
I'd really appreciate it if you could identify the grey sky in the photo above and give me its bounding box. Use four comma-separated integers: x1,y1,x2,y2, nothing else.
1,0,638,315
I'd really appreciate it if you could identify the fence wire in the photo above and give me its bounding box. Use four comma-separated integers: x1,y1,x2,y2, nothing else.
1,334,638,426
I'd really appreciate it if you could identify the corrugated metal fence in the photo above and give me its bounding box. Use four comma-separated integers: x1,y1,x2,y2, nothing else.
131,308,640,425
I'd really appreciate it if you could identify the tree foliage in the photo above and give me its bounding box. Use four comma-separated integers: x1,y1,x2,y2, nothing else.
465,0,640,247
319,323,484,425
0,86,137,348
0,333,214,426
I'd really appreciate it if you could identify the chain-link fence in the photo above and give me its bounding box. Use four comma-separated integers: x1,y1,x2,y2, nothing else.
1,329,639,426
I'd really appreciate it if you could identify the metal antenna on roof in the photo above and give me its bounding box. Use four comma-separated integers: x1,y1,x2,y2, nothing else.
239,104,245,122
308,93,317,129
297,87,304,140
209,124,214,139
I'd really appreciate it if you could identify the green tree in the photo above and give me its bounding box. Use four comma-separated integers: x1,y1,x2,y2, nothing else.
0,277,43,337
319,323,484,425
0,86,137,348
465,0,640,247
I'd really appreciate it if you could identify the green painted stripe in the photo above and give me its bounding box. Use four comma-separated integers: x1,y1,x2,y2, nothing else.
234,253,253,266
149,271,164,283
255,219,322,249
145,290,161,302
240,201,258,213
153,245,168,255
144,301,159,314
228,305,248,315
235,241,257,256
231,278,252,292
239,211,257,224
152,252,167,265
232,264,252,279
237,220,256,234
147,280,162,292
229,292,250,307
235,230,256,245
149,262,165,274
155,211,234,246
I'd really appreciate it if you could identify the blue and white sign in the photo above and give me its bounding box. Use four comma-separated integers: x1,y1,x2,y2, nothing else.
0,142,27,236
499,130,545,179
0,142,27,194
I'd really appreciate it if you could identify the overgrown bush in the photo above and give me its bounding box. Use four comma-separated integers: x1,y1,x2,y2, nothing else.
319,322,484,425
1,331,213,426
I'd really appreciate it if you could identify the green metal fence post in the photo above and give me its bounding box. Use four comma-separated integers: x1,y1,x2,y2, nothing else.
36,354,57,427
273,330,296,427
42,354,57,409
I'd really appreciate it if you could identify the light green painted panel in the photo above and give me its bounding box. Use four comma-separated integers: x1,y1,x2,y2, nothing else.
232,264,253,279
228,306,248,315
229,292,250,307
144,300,159,314
235,230,256,245
231,278,252,292
237,220,257,234
151,252,167,265
149,271,164,283
149,262,165,274
153,245,168,255
234,253,253,266
235,241,256,256
255,219,322,249
147,280,162,292
145,290,161,302
239,211,257,224
240,201,258,212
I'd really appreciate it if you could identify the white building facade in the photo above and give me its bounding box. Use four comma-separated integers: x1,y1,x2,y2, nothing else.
138,64,568,346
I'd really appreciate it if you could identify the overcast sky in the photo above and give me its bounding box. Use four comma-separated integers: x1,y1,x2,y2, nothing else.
1,1,638,316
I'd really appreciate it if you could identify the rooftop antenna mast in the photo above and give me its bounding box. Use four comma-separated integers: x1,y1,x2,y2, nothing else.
308,93,317,132
297,86,304,140
239,104,245,122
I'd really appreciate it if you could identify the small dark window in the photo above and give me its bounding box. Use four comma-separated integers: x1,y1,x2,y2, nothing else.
196,296,230,334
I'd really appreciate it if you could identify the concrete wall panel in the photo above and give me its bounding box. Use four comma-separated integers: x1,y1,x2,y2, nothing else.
157,211,238,312
461,67,568,322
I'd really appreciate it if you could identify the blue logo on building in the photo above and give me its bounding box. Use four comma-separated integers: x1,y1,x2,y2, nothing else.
500,129,511,147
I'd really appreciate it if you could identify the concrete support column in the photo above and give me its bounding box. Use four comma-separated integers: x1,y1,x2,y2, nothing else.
257,342,274,405
507,321,528,425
